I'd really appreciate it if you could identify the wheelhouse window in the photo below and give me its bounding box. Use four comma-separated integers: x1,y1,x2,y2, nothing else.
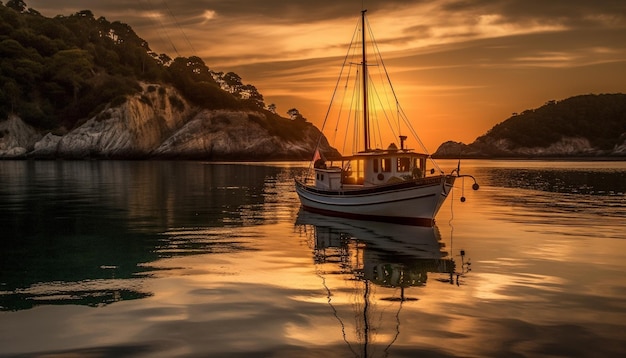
381,158,392,172
397,157,411,173
343,159,365,184
372,158,379,173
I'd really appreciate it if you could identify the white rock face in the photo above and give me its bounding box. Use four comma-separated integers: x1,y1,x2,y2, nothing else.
0,82,330,160
514,137,595,156
31,133,62,157
54,83,193,158
155,110,266,156
0,115,42,158
153,110,320,159
611,133,626,155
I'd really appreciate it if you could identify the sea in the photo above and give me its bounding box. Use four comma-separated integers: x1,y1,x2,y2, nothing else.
0,159,625,357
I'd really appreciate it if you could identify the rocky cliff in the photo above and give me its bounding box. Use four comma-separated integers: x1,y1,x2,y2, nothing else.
152,111,325,160
433,94,626,158
435,136,626,158
0,83,338,160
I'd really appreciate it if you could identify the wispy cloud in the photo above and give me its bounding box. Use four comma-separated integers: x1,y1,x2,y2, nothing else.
23,0,626,148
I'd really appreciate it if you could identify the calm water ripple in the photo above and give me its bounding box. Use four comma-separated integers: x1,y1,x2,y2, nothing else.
1,160,625,357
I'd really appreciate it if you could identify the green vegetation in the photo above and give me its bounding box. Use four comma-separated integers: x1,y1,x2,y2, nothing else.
249,112,313,142
0,1,277,132
479,94,626,150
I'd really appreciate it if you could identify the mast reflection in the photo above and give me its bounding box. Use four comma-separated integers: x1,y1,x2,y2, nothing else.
296,210,470,356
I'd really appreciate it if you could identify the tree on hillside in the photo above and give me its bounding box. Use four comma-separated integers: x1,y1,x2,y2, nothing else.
0,2,282,131
287,108,306,122
1,80,20,114
6,0,27,12
48,49,94,103
240,83,264,107
477,93,626,150
166,56,240,109
222,72,243,94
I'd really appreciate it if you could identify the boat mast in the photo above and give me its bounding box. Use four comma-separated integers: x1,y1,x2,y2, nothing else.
361,9,370,152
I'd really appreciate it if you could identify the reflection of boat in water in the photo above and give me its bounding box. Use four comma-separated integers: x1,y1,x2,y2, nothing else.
296,210,466,292
295,210,470,356
295,10,478,226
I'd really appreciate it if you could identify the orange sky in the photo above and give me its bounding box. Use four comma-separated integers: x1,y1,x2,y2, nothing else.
28,0,626,152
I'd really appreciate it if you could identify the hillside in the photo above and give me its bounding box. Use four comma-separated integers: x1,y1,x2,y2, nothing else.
0,1,339,159
434,94,626,158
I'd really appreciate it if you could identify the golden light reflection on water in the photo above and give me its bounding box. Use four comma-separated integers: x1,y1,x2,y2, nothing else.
471,272,566,302
2,161,626,357
131,215,466,355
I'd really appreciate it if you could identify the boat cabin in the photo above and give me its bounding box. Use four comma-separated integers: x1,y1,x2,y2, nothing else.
314,141,430,191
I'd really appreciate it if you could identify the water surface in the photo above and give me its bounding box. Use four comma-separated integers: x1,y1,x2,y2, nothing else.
1,160,625,357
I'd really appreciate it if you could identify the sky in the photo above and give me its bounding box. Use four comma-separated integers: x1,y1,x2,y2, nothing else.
25,0,626,152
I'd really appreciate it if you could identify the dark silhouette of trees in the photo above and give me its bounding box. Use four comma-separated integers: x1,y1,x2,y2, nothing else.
6,0,27,12
479,94,626,150
287,108,307,122
0,1,309,142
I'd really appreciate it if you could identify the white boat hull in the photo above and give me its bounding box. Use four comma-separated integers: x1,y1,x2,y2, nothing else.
295,175,455,225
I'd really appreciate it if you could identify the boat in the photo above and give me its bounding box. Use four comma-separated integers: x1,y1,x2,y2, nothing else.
295,10,478,226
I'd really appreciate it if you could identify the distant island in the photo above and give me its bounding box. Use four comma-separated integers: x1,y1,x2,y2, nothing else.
0,1,339,160
434,93,626,158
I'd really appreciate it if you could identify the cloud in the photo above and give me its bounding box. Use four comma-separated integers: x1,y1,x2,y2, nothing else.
440,0,626,26
202,9,216,22
22,0,626,148
26,0,626,66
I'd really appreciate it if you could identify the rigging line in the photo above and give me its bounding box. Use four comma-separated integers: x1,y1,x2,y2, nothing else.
374,66,398,140
332,47,357,150
366,21,399,138
331,68,348,146
372,107,384,150
365,12,442,173
449,184,455,262
312,16,362,160
390,102,443,172
349,51,363,153
363,280,370,357
397,107,443,172
369,85,385,149
399,108,427,152
320,16,361,134
368,72,399,144
161,1,197,55
369,21,403,125
140,0,180,57
302,17,360,178
316,269,359,358
368,19,440,164
383,298,403,357
344,71,359,155
397,104,402,140
352,71,362,154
